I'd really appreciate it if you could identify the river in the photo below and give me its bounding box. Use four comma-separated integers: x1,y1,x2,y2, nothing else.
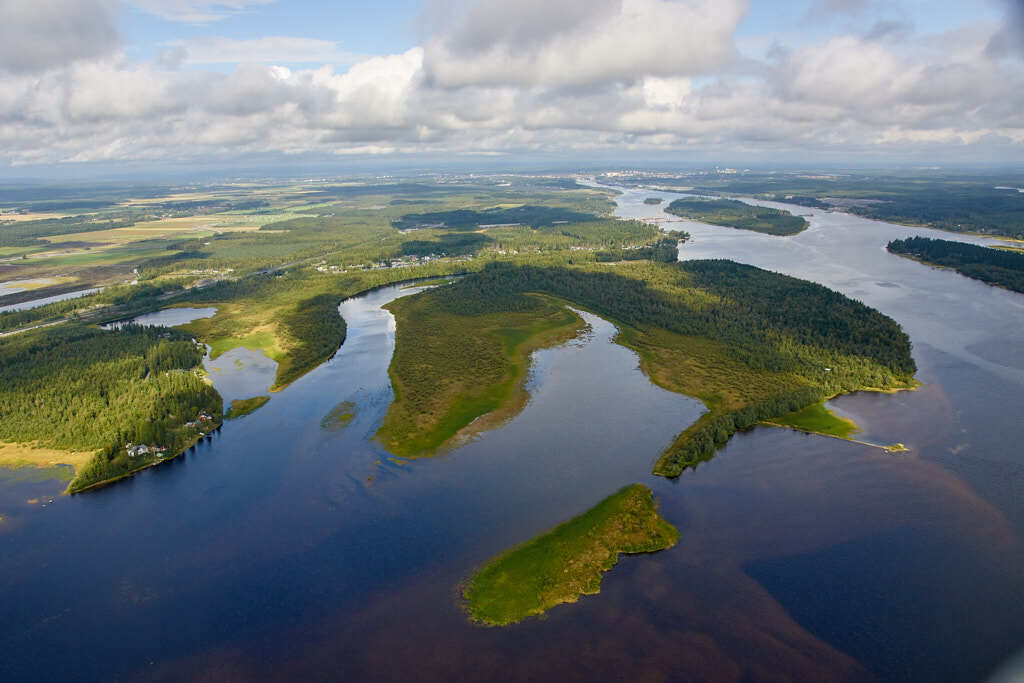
1,192,1023,681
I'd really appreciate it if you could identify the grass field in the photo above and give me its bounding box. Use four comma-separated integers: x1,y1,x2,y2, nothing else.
0,441,97,484
767,402,858,438
39,215,266,246
463,484,678,626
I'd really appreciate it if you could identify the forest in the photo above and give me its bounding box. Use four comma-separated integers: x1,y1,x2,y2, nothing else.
887,236,1024,294
665,197,807,236
0,323,222,492
392,205,597,230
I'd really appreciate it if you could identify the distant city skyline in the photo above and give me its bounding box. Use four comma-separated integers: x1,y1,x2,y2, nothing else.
1,0,1021,172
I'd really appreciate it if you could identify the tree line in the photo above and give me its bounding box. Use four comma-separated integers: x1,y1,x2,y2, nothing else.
888,236,1024,294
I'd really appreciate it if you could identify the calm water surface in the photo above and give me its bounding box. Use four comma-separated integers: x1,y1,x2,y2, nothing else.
0,287,103,313
1,193,1023,681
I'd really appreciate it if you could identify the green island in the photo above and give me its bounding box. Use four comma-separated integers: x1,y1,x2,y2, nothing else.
225,395,270,420
463,484,678,626
665,197,808,236
321,400,357,431
377,291,585,456
643,197,663,205
378,260,917,475
888,236,1024,294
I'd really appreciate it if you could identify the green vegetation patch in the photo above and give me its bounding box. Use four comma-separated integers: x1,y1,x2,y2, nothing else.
225,395,270,420
767,402,858,439
644,197,663,205
321,400,357,431
888,236,1024,294
464,484,678,626
377,290,584,457
666,197,808,236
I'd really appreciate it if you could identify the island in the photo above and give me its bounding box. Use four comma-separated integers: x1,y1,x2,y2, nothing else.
225,395,270,419
888,236,1024,294
463,484,678,626
643,197,663,205
665,197,808,236
378,260,917,476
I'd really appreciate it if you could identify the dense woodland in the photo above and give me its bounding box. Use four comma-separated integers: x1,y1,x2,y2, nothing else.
0,324,221,491
392,205,596,230
887,236,1024,294
665,197,807,236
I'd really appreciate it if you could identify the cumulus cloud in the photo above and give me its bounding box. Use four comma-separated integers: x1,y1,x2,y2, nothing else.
0,0,120,73
0,0,1022,165
421,0,749,87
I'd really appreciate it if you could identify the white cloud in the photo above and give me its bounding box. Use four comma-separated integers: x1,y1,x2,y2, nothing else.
0,0,1022,165
422,0,749,87
0,0,119,73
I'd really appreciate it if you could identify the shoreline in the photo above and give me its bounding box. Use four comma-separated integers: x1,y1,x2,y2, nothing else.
69,423,221,495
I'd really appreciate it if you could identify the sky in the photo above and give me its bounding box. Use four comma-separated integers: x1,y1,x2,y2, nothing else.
0,0,1021,173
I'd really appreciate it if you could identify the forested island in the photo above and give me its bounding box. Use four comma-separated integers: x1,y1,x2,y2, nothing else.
378,260,916,475
888,236,1024,294
665,197,808,236
464,484,677,626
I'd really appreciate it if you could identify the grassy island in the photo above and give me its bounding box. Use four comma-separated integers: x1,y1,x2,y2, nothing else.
888,236,1024,294
380,261,917,475
766,402,857,438
463,484,678,626
665,197,808,236
321,400,357,430
225,395,270,419
377,290,584,456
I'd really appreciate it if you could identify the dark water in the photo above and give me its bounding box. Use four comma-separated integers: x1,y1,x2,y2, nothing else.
2,191,1023,681
100,306,217,329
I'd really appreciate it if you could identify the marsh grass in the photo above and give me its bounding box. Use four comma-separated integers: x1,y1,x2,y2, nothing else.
463,484,678,626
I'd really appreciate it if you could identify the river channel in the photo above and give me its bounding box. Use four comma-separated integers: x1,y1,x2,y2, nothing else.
1,190,1023,681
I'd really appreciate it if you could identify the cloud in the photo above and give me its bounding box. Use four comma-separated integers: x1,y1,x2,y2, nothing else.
0,0,1022,166
126,0,275,23
0,0,120,73
986,0,1024,58
161,36,362,66
421,0,749,87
